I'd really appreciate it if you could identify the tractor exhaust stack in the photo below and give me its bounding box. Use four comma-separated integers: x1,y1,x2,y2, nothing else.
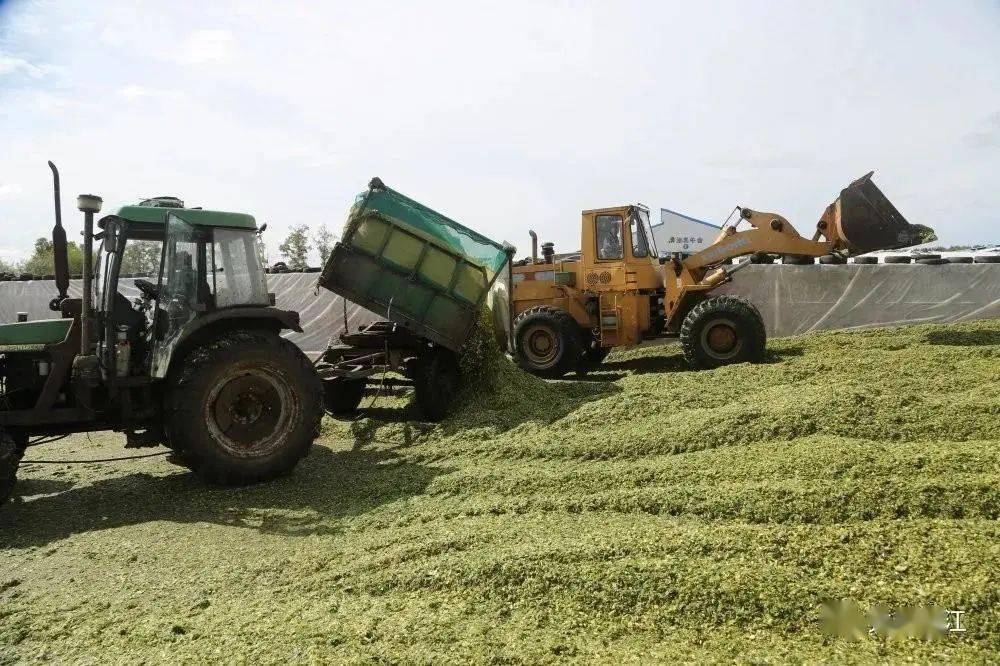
48,161,69,311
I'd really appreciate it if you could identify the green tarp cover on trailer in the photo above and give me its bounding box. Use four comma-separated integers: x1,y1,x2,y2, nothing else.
346,183,509,280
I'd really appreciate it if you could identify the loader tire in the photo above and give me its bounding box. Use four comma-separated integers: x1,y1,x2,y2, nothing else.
680,295,766,370
323,378,366,417
0,431,23,508
413,349,460,422
165,331,322,486
513,306,583,378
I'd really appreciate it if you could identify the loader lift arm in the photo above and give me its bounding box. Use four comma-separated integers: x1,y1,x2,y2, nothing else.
663,171,932,331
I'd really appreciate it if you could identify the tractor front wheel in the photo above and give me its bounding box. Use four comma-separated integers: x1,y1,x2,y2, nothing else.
165,331,322,485
0,432,22,507
323,378,366,417
513,306,582,378
680,295,766,369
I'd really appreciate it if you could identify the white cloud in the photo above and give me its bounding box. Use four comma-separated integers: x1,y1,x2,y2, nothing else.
0,54,46,78
177,29,234,65
0,184,24,200
116,85,183,102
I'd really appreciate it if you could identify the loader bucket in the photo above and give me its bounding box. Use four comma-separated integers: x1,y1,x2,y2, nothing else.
829,172,936,254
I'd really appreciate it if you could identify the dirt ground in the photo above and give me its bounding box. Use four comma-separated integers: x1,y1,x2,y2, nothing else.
1,321,998,663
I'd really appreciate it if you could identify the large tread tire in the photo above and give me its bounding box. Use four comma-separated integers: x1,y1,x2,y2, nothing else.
0,431,23,508
413,349,460,422
323,378,366,417
165,331,322,486
680,295,766,370
513,306,583,378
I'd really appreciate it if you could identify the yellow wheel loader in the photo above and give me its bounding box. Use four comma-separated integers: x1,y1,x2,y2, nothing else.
510,172,934,375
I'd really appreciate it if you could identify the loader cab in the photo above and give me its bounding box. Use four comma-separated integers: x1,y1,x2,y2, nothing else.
580,204,661,290
95,200,269,380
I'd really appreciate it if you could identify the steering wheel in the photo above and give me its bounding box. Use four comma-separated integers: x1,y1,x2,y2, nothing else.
134,278,160,300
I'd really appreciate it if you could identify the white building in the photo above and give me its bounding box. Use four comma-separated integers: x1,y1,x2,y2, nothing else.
650,208,721,257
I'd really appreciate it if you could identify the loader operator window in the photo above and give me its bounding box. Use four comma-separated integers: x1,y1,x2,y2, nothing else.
630,213,650,258
596,214,624,260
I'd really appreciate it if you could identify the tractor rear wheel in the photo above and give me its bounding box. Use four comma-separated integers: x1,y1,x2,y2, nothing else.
165,331,322,485
323,378,366,416
513,306,583,378
413,349,460,421
0,431,23,507
680,295,766,369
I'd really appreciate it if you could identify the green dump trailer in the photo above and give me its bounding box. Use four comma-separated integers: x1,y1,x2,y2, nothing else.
316,178,513,420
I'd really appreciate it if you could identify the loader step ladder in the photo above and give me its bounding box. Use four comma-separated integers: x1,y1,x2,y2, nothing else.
598,293,620,347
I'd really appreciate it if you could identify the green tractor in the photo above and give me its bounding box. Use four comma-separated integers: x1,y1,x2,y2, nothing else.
0,163,322,506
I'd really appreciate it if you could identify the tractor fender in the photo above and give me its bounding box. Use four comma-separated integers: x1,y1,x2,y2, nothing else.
156,307,302,380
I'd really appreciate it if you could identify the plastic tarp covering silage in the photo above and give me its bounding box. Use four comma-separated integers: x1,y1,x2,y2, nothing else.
0,265,996,356
718,264,1000,336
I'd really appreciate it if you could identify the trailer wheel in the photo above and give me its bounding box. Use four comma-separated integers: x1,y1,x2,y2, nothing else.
680,295,766,370
166,331,322,486
513,306,583,378
0,431,23,507
413,349,459,421
323,378,366,417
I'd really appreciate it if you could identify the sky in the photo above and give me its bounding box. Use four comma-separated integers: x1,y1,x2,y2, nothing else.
0,0,998,265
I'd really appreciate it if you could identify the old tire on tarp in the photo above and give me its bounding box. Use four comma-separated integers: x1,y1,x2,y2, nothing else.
852,256,878,265
680,295,766,370
884,255,912,264
166,331,322,485
0,431,23,507
974,255,1000,264
413,349,459,422
323,378,366,416
513,306,583,378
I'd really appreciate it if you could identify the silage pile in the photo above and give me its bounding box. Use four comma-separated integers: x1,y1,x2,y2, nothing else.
2,319,999,663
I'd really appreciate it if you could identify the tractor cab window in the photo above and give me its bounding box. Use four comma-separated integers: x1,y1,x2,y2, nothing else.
211,228,268,308
596,214,624,260
160,215,203,338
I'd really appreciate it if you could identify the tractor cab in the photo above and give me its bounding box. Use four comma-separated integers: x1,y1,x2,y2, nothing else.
97,199,271,379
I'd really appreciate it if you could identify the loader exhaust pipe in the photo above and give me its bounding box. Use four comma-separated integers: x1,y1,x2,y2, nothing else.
48,161,70,311
528,230,538,264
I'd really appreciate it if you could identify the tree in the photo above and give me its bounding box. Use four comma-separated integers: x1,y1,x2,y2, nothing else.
121,240,162,276
278,224,311,271
313,224,336,264
21,236,87,276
